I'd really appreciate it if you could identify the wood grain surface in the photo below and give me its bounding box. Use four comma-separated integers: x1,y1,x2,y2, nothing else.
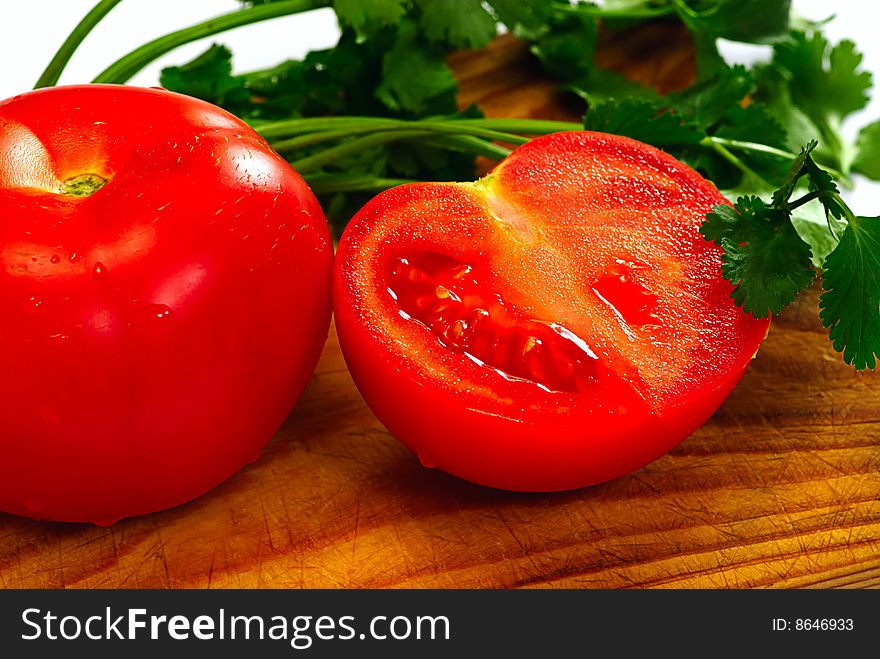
2,25,879,590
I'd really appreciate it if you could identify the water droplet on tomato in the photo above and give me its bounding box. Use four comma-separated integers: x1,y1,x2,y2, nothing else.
69,252,80,263
142,303,174,320
24,296,43,313
50,255,60,264
91,516,121,527
93,262,108,278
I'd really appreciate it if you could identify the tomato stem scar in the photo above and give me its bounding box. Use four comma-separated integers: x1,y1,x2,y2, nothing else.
60,174,107,197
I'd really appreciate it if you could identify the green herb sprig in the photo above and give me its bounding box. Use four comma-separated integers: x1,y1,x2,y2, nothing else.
33,0,880,368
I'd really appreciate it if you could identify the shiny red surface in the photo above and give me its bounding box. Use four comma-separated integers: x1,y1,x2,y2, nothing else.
334,131,769,492
0,85,333,523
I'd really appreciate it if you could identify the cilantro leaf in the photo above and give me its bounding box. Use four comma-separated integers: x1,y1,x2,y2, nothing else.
376,20,457,114
853,119,880,180
702,196,815,317
584,98,704,147
488,0,552,32
417,0,497,50
567,68,660,106
669,65,752,129
699,201,745,244
753,33,872,175
790,203,845,268
819,217,880,369
803,157,848,221
159,44,252,115
333,0,407,38
251,29,394,118
530,12,597,81
711,104,788,151
767,31,871,173
675,0,791,43
773,32,872,121
752,64,824,154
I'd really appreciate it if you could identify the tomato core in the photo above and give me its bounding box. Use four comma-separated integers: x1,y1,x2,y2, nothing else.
60,173,107,197
389,251,601,393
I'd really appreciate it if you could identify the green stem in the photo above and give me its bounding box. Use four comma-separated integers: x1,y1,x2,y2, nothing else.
271,128,387,152
703,138,774,189
787,190,823,211
92,0,330,84
554,1,676,20
288,129,515,173
415,135,513,160
706,135,853,188
257,117,404,139
304,174,418,194
290,130,436,173
673,0,722,20
257,116,581,141
269,122,528,153
452,118,582,133
821,192,857,225
788,190,855,227
35,0,125,88
707,136,798,161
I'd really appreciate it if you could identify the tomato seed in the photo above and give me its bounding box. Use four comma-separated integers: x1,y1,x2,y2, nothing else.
388,251,600,393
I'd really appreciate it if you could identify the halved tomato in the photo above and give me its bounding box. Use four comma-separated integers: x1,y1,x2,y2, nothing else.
334,131,769,492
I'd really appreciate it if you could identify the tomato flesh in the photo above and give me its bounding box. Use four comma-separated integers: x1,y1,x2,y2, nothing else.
334,131,770,492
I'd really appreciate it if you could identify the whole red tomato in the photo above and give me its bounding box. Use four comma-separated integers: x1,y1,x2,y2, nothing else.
0,85,332,524
334,131,769,492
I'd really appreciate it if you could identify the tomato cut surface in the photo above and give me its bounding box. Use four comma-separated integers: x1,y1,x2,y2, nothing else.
334,131,769,492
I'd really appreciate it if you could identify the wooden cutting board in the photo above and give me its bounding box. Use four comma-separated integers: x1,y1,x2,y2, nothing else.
2,25,879,589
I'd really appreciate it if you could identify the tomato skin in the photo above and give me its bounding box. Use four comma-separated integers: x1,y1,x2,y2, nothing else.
0,85,333,523
334,131,769,492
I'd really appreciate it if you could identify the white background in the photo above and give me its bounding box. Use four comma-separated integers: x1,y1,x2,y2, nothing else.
0,0,877,208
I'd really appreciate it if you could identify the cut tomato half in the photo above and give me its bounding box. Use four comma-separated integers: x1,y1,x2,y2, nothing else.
334,131,769,491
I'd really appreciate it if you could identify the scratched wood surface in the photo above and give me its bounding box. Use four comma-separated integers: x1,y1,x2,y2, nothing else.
2,25,880,590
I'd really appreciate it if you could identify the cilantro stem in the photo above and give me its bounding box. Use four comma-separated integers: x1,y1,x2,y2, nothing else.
92,0,330,84
257,117,405,139
289,130,428,173
672,0,721,20
269,122,528,153
707,135,852,187
554,2,676,20
706,136,795,160
787,189,824,210
416,135,513,160
257,117,581,141
451,118,581,133
34,0,125,88
289,130,513,173
789,189,857,224
304,174,418,194
702,138,774,189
